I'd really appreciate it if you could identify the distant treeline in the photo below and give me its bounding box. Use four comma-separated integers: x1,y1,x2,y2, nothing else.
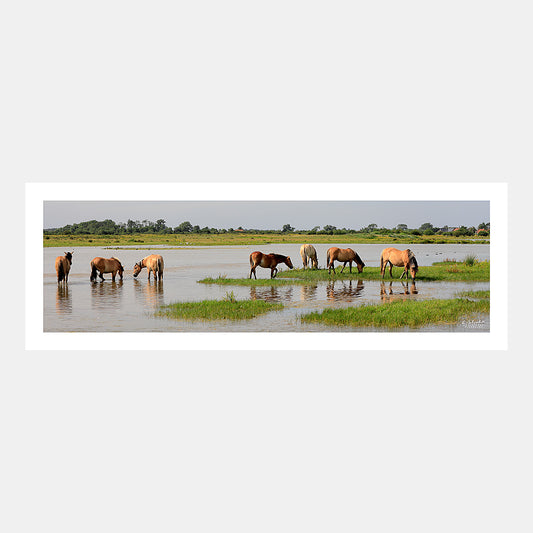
44,219,491,237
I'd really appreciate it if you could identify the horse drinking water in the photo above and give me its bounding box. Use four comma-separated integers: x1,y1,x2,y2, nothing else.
55,252,73,284
249,251,294,279
380,247,418,280
90,257,124,282
133,254,164,281
300,244,318,269
326,247,365,274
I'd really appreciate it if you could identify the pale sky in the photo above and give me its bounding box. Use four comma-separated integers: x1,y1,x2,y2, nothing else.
44,201,489,230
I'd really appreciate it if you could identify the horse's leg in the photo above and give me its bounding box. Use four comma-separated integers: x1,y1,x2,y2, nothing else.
400,268,406,279
349,261,352,274
112,272,116,282
271,267,278,278
389,263,393,278
99,270,104,281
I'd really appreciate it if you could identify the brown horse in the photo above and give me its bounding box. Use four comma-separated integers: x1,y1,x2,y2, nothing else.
300,244,318,269
90,257,124,282
133,254,164,281
380,247,418,280
249,251,294,279
326,247,365,274
55,252,73,284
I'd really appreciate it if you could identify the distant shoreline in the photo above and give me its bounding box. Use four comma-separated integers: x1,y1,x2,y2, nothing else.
43,233,490,248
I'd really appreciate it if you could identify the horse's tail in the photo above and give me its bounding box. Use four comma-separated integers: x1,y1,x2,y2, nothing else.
90,260,97,281
326,249,330,267
157,256,164,274
57,260,65,282
380,251,385,271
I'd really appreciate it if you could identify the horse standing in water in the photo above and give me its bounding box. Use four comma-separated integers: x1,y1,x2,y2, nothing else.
133,254,164,281
90,257,124,282
55,252,73,284
300,244,318,269
326,247,365,274
380,247,418,280
249,251,294,279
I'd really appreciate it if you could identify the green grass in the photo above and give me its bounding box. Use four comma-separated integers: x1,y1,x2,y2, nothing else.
457,289,490,299
198,275,312,286
156,297,283,321
276,261,490,282
300,297,490,329
43,232,490,248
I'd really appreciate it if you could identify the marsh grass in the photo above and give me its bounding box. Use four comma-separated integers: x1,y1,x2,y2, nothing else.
156,298,283,321
198,275,311,286
277,262,489,282
43,232,490,248
464,254,478,266
457,290,490,299
300,298,490,329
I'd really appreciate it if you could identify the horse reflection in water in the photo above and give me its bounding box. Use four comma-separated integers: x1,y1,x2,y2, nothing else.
380,281,418,302
326,279,364,302
299,283,318,301
249,285,293,302
134,278,165,309
90,279,124,310
55,284,72,314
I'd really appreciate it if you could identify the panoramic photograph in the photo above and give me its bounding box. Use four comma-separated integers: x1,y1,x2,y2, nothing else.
43,199,490,333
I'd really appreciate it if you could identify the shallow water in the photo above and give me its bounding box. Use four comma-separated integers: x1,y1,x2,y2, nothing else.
44,243,490,332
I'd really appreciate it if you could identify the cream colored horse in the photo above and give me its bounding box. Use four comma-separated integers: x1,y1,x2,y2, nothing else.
380,247,418,280
55,251,73,284
300,244,318,269
133,254,164,281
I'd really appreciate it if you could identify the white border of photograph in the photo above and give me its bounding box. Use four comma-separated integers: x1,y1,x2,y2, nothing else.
26,182,507,351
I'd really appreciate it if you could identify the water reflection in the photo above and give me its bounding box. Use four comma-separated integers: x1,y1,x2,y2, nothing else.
249,285,294,302
55,284,72,314
326,279,364,302
380,281,418,301
299,283,318,301
91,280,124,309
133,279,165,309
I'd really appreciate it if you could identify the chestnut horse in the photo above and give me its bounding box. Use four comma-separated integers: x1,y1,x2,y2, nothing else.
326,247,365,274
90,257,124,282
249,251,294,279
133,254,164,281
300,244,318,269
380,247,418,280
55,251,73,284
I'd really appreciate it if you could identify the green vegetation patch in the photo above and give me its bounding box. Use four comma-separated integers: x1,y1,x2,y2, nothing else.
457,290,490,299
43,232,490,248
156,297,283,321
300,298,490,329
198,275,311,286
277,261,490,282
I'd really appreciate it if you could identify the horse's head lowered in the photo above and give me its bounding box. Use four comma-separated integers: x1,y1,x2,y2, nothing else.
356,253,365,273
285,256,294,269
408,252,418,280
133,261,143,278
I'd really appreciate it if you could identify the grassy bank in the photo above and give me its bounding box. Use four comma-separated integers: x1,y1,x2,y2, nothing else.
197,261,490,285
277,260,489,282
43,232,490,248
156,295,283,321
300,297,490,329
198,275,311,286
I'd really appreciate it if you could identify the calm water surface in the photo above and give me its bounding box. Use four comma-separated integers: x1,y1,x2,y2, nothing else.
44,243,490,332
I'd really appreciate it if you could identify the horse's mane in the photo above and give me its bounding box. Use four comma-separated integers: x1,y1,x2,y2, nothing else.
111,256,122,264
407,250,418,267
271,253,288,260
